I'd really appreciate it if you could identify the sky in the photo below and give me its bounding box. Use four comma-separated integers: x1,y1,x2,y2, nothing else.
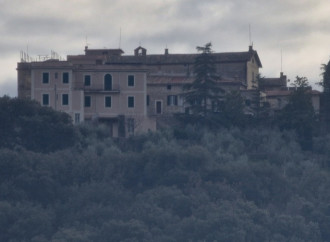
1,0,330,96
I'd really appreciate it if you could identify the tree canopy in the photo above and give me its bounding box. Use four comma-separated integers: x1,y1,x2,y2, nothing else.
319,59,330,130
0,96,76,152
276,76,316,149
184,42,223,117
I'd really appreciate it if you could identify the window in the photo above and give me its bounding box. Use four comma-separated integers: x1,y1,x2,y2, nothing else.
74,113,80,124
167,95,178,106
167,85,172,90
105,96,112,108
62,94,69,105
84,96,91,107
42,73,49,84
104,74,112,90
245,99,251,106
128,96,134,108
55,72,58,79
146,95,150,106
84,75,91,86
156,101,162,114
127,118,135,134
128,75,135,87
63,72,69,84
42,94,49,106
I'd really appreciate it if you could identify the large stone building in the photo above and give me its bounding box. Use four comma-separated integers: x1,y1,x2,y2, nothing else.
18,44,319,134
17,48,156,137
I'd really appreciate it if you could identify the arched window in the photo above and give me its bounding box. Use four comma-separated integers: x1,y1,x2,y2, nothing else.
104,74,112,90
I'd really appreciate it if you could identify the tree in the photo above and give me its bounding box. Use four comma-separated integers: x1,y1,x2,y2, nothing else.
251,74,270,122
184,43,224,117
0,96,76,152
276,76,316,149
319,59,330,131
219,90,246,127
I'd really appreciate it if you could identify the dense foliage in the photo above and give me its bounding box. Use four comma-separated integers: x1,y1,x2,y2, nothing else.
184,42,223,117
2,115,330,241
0,96,76,152
319,60,330,130
276,76,316,150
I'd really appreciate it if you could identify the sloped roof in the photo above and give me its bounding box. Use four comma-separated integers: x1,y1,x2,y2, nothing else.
265,89,321,97
261,78,286,87
147,75,243,85
109,48,262,67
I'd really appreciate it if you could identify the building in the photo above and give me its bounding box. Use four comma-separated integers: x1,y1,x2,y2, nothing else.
17,44,319,133
260,72,320,114
17,48,156,137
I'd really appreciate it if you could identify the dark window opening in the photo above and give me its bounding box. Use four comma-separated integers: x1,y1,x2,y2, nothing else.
84,75,91,86
127,118,135,134
85,96,91,107
128,75,135,86
104,74,112,90
128,96,134,108
63,72,69,84
105,96,112,107
42,73,49,84
167,95,178,106
156,101,162,114
62,94,69,105
42,94,49,106
74,113,80,124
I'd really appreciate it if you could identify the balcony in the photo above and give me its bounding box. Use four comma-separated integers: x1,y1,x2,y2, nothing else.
73,82,120,94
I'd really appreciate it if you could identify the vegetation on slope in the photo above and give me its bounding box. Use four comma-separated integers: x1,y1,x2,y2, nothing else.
1,97,330,241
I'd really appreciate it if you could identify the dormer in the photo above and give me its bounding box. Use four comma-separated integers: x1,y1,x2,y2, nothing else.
134,46,147,56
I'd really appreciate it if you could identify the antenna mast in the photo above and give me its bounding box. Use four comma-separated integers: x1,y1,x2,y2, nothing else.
281,49,283,72
119,27,122,48
249,24,252,46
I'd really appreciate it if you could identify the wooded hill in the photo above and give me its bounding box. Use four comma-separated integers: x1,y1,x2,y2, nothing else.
1,95,330,241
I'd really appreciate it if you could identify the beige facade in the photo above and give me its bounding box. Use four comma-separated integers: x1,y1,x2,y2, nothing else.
18,44,320,132
17,49,156,137
18,45,262,129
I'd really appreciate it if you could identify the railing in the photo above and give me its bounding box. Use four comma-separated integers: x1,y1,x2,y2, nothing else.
73,82,120,93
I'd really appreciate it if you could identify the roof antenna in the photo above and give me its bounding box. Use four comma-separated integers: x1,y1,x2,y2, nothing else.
281,48,283,72
85,35,90,48
119,27,122,49
249,24,252,46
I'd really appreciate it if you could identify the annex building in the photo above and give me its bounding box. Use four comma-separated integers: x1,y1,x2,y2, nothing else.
17,45,319,136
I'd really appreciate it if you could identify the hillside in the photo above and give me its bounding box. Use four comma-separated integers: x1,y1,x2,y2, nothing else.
2,118,330,241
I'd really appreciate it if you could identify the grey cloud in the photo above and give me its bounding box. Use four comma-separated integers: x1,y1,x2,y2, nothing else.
0,79,17,97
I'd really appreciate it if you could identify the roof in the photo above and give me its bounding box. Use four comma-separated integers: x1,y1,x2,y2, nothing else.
265,89,321,97
147,76,194,84
147,75,243,85
261,77,286,87
85,48,124,56
107,47,262,67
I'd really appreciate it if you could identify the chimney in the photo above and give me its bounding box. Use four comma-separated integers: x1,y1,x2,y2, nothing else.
165,48,169,55
249,45,253,52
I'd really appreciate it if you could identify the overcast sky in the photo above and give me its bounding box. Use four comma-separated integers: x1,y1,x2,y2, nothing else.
1,0,330,96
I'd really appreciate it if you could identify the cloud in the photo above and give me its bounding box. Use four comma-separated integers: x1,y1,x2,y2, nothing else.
1,0,330,96
0,79,16,97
